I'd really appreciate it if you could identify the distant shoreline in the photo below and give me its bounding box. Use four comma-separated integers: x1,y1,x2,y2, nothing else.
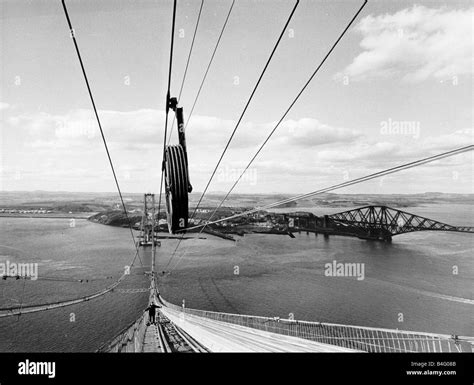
0,213,96,219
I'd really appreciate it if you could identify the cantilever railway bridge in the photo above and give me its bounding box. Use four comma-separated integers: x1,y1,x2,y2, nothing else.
290,205,474,242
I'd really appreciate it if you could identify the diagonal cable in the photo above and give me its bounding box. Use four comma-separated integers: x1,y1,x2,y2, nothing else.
164,0,236,269
5,0,183,317
168,0,205,145
157,0,178,240
200,0,368,232
183,0,235,133
168,0,299,269
61,0,142,266
185,144,473,231
190,0,300,221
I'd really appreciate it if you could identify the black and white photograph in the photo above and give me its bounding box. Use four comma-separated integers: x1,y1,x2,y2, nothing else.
0,0,472,382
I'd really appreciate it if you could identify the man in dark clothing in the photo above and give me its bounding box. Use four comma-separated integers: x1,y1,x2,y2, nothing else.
146,303,159,325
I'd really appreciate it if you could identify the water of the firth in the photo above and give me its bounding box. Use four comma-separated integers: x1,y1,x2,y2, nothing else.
0,203,472,351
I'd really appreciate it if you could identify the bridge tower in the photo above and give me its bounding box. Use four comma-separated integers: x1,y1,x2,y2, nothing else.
139,193,160,247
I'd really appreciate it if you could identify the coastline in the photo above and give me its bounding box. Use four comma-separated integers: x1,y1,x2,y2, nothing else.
0,213,96,219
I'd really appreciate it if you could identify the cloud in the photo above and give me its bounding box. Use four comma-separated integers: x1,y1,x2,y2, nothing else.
8,109,364,153
8,109,164,147
422,129,473,151
2,106,472,193
274,118,362,147
335,5,473,82
0,102,10,111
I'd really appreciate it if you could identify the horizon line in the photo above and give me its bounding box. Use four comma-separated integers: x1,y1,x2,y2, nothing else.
0,190,473,196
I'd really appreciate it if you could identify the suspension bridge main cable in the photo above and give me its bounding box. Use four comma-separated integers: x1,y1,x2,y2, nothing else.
198,0,368,233
183,144,474,232
61,0,142,267
166,0,300,270
167,0,205,145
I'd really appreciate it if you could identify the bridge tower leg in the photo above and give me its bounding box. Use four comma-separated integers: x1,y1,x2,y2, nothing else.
139,194,160,247
323,215,330,238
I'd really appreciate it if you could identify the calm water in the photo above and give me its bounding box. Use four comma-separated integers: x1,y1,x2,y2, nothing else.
0,203,473,351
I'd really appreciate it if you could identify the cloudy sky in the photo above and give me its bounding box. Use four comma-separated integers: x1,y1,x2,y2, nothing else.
1,0,472,194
